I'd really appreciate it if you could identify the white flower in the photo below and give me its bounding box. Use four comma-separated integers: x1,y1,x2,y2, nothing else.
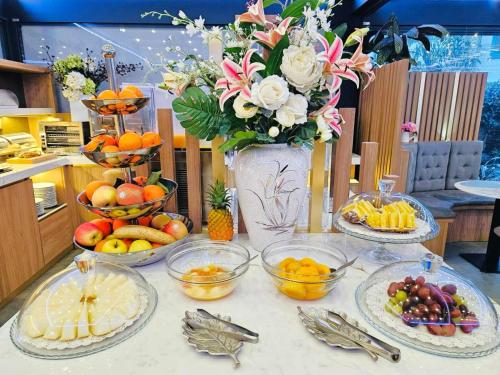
64,71,86,90
268,126,280,138
280,45,323,93
276,93,308,128
172,19,179,25
320,130,332,142
233,94,258,119
178,10,187,19
194,16,205,29
250,75,289,111
186,23,197,37
62,88,81,101
316,115,330,132
161,70,190,95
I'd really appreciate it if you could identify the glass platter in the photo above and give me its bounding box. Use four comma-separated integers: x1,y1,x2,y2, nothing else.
332,180,439,263
10,253,158,359
356,254,499,358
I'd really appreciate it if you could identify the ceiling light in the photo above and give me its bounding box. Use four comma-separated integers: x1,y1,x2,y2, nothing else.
151,29,156,33
120,28,126,32
135,38,141,42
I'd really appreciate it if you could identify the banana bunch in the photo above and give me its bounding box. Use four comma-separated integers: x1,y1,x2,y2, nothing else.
343,199,417,232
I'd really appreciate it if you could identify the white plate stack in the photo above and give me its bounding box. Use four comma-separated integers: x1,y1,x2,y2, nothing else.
33,182,58,208
34,197,45,216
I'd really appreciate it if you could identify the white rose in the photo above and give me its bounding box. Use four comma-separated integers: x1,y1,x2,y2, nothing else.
268,126,280,138
250,75,289,111
276,93,308,128
161,71,190,95
233,94,258,119
280,45,322,93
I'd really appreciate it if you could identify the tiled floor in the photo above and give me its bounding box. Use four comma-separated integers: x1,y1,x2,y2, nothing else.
0,243,498,327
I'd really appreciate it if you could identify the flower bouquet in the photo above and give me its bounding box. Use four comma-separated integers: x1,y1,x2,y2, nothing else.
145,0,375,250
401,121,417,142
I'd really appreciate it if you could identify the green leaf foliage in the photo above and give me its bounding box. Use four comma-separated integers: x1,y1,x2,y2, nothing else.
263,0,281,7
219,131,258,152
172,87,224,141
332,23,347,39
265,34,289,76
281,0,319,19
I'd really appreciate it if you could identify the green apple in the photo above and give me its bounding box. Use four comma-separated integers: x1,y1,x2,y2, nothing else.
102,239,128,253
128,239,153,252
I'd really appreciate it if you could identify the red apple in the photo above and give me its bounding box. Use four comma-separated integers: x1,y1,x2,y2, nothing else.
162,219,188,240
113,218,130,231
90,218,113,237
116,183,144,206
75,222,103,247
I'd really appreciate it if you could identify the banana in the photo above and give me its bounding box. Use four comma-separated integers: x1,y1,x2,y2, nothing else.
113,225,176,244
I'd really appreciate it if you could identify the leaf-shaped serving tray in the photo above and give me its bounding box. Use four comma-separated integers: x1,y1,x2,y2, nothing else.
182,311,244,367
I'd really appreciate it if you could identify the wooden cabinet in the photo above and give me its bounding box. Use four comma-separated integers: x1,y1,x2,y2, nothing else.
0,180,44,301
39,206,74,265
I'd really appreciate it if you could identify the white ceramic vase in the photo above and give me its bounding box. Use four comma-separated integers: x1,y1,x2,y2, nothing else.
234,144,309,251
401,131,410,143
69,95,90,122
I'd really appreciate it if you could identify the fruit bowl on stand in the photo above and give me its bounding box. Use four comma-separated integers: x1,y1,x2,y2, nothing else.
81,142,163,168
333,179,439,264
356,253,500,358
81,97,150,115
74,213,193,267
77,177,177,220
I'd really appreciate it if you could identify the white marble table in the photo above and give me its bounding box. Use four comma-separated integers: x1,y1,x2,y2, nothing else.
0,234,498,374
455,180,500,273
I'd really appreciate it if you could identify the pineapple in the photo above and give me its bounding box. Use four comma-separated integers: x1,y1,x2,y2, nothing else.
207,180,234,241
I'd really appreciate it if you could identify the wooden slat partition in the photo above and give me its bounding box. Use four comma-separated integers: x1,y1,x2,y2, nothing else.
157,109,177,213
185,134,203,233
309,141,326,232
331,108,355,223
359,142,378,192
404,71,487,142
211,137,226,183
359,60,409,181
395,148,410,193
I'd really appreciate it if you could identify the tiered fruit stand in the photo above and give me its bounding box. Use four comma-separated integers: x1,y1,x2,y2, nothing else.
74,45,193,266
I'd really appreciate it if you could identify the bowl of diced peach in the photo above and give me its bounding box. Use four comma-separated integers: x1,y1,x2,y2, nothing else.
261,239,348,300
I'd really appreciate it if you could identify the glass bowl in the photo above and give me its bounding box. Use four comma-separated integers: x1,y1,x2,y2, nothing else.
261,239,348,300
76,178,177,220
165,240,251,301
10,252,157,359
81,97,150,115
356,253,500,357
73,213,193,267
81,142,163,168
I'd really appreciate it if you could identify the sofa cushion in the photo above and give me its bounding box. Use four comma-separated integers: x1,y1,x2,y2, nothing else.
402,143,418,193
410,190,495,219
413,142,451,192
446,141,483,189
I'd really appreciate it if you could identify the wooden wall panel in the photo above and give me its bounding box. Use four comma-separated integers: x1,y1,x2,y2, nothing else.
157,109,177,213
185,134,202,233
404,71,487,143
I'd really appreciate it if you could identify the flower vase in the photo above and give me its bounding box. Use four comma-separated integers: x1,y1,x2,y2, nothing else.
234,144,309,251
401,132,410,143
69,95,90,122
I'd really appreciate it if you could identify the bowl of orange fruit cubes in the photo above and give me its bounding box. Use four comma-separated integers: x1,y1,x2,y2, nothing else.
81,85,149,115
82,131,163,168
165,240,251,301
261,239,348,300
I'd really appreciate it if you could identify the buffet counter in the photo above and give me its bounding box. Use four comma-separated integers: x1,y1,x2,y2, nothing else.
0,234,498,374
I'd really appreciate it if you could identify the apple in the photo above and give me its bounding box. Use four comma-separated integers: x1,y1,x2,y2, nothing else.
90,219,113,237
122,238,133,248
112,219,129,231
102,239,128,253
116,183,144,206
91,185,118,207
162,220,188,240
151,214,171,230
128,239,153,252
75,222,104,247
137,215,153,227
94,239,107,252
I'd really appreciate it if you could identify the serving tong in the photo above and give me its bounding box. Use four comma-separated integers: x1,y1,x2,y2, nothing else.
298,307,400,363
182,309,259,367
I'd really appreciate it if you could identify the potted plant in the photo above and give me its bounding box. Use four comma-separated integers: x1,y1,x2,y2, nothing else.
401,122,417,142
145,0,375,250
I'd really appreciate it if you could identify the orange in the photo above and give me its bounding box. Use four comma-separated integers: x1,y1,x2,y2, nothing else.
133,176,147,186
97,90,118,100
94,239,107,252
118,88,137,99
101,145,120,153
137,215,153,227
142,132,162,147
94,134,116,147
122,85,143,97
143,185,165,201
112,219,130,231
85,180,111,200
84,139,101,152
118,132,143,151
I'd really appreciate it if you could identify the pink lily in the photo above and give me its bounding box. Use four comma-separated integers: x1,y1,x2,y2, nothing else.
254,17,293,48
215,49,265,110
237,0,267,26
348,35,375,88
317,34,360,89
311,90,343,137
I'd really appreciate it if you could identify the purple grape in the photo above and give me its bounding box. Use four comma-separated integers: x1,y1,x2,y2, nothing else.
441,284,457,295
